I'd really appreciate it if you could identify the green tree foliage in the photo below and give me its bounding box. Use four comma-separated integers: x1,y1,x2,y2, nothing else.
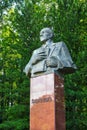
0,0,87,130
0,1,29,130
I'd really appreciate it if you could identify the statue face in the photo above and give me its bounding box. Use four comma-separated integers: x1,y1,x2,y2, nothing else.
40,28,53,42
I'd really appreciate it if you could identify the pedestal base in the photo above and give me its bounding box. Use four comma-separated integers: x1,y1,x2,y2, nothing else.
30,73,66,130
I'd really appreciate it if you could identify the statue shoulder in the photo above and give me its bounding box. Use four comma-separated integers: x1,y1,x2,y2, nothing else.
33,46,42,54
53,41,66,47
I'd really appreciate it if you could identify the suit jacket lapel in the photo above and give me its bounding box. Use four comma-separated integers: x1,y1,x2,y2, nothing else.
49,44,56,57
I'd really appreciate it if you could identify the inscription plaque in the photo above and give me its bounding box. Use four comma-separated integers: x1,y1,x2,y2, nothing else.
32,96,52,104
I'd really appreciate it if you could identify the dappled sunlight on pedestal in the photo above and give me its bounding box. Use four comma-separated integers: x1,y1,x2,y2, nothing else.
30,73,66,130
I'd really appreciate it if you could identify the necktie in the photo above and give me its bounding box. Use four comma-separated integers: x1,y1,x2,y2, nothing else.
46,47,50,56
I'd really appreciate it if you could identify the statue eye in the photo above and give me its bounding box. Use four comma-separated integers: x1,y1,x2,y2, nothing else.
42,31,45,34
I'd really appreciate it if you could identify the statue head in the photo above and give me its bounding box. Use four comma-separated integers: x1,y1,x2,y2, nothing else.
40,27,54,42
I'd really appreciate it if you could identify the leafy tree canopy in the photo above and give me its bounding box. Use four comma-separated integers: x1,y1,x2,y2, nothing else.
0,0,87,129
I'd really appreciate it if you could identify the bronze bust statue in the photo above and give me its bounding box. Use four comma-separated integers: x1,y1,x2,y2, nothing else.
24,27,77,77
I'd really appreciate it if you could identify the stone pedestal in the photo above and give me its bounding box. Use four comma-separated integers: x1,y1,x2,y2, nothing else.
30,73,66,130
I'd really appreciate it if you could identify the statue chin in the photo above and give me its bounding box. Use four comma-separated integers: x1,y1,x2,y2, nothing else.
40,37,46,42
40,36,50,42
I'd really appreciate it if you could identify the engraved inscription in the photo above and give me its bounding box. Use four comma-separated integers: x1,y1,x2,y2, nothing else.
32,97,52,104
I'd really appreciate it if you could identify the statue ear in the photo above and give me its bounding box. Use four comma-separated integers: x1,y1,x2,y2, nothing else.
50,27,54,38
50,33,53,38
49,32,54,38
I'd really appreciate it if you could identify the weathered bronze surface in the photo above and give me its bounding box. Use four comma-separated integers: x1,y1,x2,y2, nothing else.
24,28,77,77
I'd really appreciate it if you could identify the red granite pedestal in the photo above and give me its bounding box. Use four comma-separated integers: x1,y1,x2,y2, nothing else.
30,73,66,130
